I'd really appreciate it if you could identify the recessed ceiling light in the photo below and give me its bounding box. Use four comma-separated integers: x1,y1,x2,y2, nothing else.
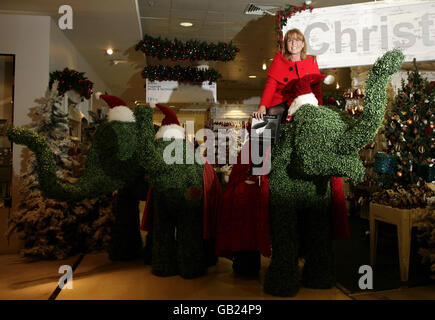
106,48,114,55
180,22,193,27
249,75,257,79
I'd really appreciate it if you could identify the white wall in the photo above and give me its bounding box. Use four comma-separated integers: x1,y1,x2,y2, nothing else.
0,14,51,176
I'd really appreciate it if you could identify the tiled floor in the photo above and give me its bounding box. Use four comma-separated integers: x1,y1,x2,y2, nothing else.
0,252,433,300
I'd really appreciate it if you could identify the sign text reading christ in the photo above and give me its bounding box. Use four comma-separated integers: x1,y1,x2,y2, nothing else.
283,1,435,68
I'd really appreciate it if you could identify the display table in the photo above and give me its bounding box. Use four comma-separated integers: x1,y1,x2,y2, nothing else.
369,202,426,282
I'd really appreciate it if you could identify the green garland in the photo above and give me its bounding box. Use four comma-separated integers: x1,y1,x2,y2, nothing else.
49,68,94,99
135,35,239,62
141,65,221,84
275,4,314,47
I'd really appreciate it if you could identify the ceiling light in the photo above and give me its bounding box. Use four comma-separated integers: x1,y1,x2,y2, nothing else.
180,22,193,27
106,48,113,55
262,63,267,70
249,75,257,79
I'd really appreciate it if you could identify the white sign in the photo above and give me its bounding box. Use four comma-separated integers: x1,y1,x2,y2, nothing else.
146,79,217,103
283,0,435,68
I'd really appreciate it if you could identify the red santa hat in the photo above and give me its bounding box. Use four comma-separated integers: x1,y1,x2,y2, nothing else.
283,74,335,116
155,104,185,140
95,92,135,122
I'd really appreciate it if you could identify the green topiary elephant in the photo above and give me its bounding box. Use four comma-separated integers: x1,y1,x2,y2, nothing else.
263,49,405,296
7,103,219,279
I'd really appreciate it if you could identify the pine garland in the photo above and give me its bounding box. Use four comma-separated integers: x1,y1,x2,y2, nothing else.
141,65,221,84
49,68,94,99
135,35,239,62
275,4,314,47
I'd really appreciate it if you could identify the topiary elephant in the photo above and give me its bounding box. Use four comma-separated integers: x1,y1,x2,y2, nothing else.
263,49,405,296
7,102,221,279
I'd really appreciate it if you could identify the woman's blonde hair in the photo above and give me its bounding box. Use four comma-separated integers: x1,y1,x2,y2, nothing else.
281,28,308,60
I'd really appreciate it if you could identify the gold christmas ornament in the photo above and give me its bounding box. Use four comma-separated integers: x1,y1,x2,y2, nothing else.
396,171,403,177
430,123,435,129
407,119,413,125
413,115,420,121
419,145,426,153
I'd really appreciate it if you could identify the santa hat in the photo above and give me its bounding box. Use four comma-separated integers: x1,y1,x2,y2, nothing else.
283,74,335,116
154,104,185,140
95,92,135,122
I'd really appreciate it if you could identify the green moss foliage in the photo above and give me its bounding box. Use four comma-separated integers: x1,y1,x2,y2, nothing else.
8,104,208,278
264,49,405,296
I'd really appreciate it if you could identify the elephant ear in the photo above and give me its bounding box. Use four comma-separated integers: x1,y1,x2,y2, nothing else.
93,121,137,162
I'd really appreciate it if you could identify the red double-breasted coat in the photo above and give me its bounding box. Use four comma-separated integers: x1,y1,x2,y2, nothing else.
260,52,322,108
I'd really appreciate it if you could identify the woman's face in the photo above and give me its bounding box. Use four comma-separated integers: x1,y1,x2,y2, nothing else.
286,34,304,55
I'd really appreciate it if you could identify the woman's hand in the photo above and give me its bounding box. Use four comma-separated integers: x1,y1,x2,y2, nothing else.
253,105,267,120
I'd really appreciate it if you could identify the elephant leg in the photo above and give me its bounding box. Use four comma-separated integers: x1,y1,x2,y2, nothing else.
151,193,178,277
176,199,206,279
108,188,143,261
301,200,336,289
264,205,300,297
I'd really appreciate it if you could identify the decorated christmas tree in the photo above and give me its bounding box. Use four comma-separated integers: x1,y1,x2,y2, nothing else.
7,82,114,259
383,59,435,187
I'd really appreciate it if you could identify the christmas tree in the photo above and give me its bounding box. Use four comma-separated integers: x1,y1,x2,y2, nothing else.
383,59,435,187
7,82,114,259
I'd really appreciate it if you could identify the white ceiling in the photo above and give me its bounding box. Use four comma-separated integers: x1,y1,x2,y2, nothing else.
2,0,417,104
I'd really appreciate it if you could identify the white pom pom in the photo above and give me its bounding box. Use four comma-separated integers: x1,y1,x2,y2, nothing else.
95,92,102,100
324,75,335,85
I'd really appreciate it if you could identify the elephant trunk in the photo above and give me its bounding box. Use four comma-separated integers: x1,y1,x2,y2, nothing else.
335,49,405,154
7,126,124,201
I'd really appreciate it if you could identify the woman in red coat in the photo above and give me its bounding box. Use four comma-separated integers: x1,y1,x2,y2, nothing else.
254,28,322,119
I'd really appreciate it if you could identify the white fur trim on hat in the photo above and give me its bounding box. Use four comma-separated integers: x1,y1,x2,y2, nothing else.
323,75,335,85
108,106,135,122
155,124,185,140
95,92,103,100
288,93,318,116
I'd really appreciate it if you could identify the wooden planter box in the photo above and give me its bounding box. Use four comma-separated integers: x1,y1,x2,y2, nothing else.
369,202,427,282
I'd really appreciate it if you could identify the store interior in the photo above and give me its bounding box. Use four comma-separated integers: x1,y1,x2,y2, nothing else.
0,0,434,300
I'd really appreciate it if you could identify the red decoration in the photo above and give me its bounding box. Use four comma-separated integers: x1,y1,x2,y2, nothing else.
49,68,93,100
